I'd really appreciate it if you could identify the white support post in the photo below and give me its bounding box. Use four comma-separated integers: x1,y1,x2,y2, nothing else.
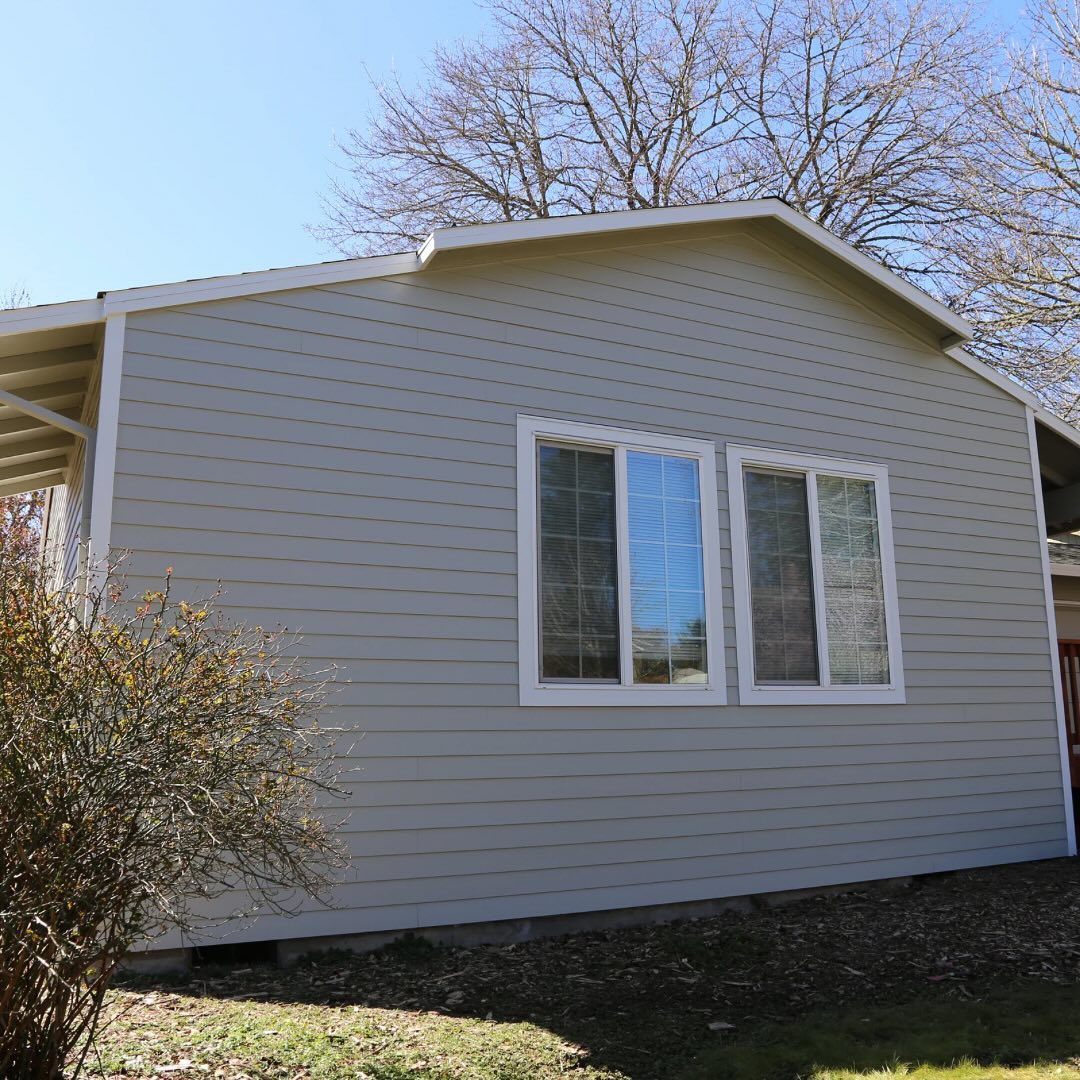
1027,406,1078,857
87,313,125,589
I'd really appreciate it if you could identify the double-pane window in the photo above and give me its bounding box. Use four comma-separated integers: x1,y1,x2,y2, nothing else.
520,417,723,706
729,446,903,705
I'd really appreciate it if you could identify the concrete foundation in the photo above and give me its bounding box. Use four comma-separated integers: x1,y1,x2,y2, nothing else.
275,875,913,967
118,947,193,976
118,875,913,973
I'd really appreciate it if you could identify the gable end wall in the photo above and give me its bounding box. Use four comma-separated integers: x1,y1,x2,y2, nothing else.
108,231,1067,943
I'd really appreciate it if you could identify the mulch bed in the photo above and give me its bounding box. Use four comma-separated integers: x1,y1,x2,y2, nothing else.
117,857,1080,1079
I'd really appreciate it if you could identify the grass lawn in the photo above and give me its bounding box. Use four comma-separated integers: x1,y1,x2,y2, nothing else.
92,994,609,1078
686,983,1080,1079
89,980,1080,1079
84,859,1080,1079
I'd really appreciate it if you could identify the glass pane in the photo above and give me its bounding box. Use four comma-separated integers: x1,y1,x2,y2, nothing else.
817,475,890,685
744,469,818,684
627,451,708,685
538,444,619,680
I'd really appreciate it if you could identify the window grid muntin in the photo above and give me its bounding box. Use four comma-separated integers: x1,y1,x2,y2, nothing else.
537,441,619,683
535,432,712,692
816,474,889,685
627,450,708,685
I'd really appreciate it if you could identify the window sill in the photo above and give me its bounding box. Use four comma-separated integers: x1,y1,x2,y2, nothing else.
737,685,906,706
519,683,727,707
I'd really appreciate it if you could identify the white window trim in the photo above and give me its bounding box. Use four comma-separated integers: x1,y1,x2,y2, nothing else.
726,444,906,706
517,415,726,707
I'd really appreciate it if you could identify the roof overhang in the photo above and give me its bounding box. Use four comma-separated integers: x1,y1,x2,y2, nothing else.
0,198,973,344
0,198,1074,494
1037,415,1080,534
416,199,975,348
0,320,99,497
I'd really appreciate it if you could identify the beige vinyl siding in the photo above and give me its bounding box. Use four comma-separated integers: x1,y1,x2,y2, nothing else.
107,228,1068,945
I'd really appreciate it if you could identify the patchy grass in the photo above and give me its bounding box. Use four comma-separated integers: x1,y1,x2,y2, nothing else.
685,982,1080,1079
82,859,1080,1079
92,992,616,1078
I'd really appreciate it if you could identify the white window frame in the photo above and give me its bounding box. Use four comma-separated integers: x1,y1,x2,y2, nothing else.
727,444,905,706
517,415,726,707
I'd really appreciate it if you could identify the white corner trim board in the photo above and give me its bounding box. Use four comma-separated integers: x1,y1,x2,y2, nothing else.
87,313,125,582
726,443,906,706
516,414,726,707
1026,406,1078,857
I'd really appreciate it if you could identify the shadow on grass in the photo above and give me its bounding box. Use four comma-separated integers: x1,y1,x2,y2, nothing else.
105,940,1080,1080
684,982,1080,1079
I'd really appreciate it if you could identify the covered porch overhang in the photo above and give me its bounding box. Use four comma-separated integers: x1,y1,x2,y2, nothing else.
1039,420,1080,569
0,302,107,575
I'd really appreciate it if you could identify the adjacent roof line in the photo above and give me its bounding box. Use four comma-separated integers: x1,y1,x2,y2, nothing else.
101,250,421,315
942,343,1080,452
0,297,104,338
0,199,971,342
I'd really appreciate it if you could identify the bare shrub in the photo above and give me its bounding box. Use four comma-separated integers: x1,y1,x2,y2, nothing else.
0,564,346,1078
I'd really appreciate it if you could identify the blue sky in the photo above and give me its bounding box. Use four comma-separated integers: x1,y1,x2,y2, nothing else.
0,0,491,305
0,0,1028,306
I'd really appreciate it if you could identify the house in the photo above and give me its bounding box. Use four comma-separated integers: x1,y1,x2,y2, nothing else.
2,198,1079,961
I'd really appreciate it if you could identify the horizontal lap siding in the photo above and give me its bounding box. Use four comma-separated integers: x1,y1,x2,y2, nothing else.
111,231,1067,945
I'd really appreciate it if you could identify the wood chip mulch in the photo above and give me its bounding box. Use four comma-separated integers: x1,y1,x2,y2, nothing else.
118,857,1080,1079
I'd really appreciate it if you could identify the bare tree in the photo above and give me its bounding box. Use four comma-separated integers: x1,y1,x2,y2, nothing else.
319,0,1080,416
319,0,994,268
319,0,749,253
1,283,30,310
716,0,995,279
959,0,1080,418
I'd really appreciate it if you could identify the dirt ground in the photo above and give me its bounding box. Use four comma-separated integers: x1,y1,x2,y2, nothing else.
103,857,1080,1078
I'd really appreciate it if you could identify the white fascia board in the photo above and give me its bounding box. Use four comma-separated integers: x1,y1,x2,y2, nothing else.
1035,404,1080,452
0,202,972,349
419,199,974,344
101,251,421,315
1050,563,1080,578
944,344,1080,452
0,298,104,338
944,345,1043,411
418,201,777,260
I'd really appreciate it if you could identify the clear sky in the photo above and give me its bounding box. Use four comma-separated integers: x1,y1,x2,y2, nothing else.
0,0,1028,306
0,0,492,305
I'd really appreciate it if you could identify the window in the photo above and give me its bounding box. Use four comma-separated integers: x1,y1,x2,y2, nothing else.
518,416,724,706
727,445,904,705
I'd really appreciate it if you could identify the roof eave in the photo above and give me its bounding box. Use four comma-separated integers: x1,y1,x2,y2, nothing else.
418,199,975,347
0,297,104,339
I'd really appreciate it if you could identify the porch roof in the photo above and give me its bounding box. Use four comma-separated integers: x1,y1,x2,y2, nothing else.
0,316,99,498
